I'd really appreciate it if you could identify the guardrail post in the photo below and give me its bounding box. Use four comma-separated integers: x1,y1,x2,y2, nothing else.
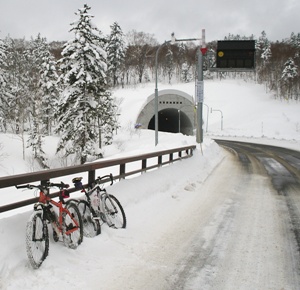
142,159,147,173
120,163,126,179
88,170,95,185
158,155,162,167
41,180,49,186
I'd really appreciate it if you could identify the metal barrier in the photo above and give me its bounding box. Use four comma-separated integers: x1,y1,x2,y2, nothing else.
0,145,196,213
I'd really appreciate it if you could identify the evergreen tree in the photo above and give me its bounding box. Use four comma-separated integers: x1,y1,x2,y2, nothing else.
164,45,174,84
176,43,188,81
107,22,126,86
25,34,57,169
56,4,116,164
261,42,272,64
37,35,59,135
281,57,298,99
0,37,8,131
4,37,30,135
181,62,192,83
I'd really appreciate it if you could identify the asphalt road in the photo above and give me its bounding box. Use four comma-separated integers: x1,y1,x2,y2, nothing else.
168,140,300,289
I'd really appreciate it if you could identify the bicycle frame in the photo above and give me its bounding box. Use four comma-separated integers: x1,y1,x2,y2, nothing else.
35,189,80,236
72,174,126,229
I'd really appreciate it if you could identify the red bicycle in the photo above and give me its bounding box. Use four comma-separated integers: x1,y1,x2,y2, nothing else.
16,182,83,269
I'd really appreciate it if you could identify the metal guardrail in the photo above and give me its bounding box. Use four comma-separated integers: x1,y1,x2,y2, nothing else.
0,145,196,213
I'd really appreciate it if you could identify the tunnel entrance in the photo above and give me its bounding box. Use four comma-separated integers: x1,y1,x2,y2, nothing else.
148,108,193,135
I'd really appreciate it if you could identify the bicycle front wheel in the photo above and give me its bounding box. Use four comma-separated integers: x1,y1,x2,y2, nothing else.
78,200,101,237
25,210,49,269
102,194,126,229
63,202,83,249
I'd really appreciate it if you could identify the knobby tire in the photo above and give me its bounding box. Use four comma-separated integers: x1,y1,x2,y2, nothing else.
63,202,83,249
77,200,101,237
25,211,49,269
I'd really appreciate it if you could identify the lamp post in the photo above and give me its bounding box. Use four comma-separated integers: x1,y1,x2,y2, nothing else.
178,109,181,133
154,33,201,146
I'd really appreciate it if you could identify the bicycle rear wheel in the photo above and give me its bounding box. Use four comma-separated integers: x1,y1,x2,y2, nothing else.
25,211,49,269
63,202,83,249
78,200,101,237
102,194,126,229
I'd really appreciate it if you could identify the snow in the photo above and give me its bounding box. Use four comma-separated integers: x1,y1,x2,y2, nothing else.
0,78,300,289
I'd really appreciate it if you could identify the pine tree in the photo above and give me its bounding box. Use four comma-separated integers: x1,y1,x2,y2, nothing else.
0,37,8,131
281,57,298,99
4,38,30,135
181,62,192,83
25,34,57,169
38,37,59,135
56,4,116,164
107,22,126,86
165,45,174,84
261,42,272,64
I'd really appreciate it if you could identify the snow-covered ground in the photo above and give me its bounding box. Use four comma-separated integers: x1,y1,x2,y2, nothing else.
0,78,299,289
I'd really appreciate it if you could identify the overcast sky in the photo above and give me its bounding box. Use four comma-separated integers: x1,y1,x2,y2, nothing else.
0,0,299,44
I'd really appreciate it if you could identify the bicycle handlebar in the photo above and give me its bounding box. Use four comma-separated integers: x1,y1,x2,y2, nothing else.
49,182,70,189
15,184,39,190
15,182,69,190
96,174,114,186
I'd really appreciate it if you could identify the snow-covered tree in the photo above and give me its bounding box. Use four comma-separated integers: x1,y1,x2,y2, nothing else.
256,31,269,61
56,4,116,164
164,45,174,84
38,37,59,135
261,42,272,64
107,22,126,86
181,62,192,83
0,37,8,131
4,38,30,135
25,34,58,168
290,32,300,49
281,57,298,98
0,38,7,88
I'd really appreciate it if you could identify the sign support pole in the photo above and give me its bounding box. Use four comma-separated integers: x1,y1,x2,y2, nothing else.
196,29,206,143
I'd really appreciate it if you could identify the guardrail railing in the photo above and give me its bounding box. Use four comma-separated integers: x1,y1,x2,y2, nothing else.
0,145,196,213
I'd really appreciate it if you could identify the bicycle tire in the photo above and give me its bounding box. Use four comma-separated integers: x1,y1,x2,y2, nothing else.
77,200,101,237
102,194,126,229
63,202,83,249
25,210,49,269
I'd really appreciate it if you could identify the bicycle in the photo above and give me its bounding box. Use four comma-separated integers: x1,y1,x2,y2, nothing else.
16,182,83,269
70,174,126,238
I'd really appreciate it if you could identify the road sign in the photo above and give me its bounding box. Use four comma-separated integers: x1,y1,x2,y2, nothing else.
216,40,255,69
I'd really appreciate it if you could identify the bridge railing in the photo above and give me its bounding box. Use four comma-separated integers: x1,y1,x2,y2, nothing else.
0,145,196,213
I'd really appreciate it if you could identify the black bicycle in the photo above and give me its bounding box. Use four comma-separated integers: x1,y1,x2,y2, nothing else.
70,174,126,238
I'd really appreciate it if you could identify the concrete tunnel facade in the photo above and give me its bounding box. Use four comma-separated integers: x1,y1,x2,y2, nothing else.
136,89,195,135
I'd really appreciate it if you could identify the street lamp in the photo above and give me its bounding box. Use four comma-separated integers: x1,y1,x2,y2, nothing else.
154,33,201,146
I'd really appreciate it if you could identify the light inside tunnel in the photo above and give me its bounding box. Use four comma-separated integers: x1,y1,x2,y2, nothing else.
148,108,193,135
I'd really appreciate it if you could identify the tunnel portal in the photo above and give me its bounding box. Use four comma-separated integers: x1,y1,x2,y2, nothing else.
136,89,195,136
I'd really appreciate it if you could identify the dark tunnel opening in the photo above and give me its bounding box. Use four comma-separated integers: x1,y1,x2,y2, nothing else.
148,108,193,135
